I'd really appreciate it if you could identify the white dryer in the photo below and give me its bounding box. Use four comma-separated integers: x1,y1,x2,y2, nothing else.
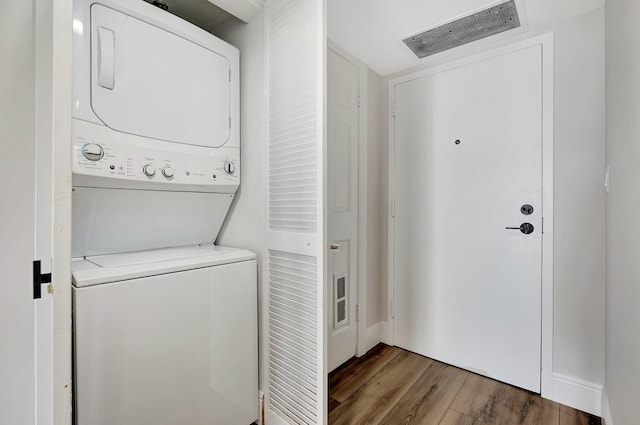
72,245,258,425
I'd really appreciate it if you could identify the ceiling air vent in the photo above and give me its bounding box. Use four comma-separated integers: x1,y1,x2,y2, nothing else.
403,0,521,58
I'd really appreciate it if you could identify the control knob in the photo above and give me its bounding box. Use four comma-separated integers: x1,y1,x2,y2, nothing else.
81,143,104,161
143,164,156,177
162,167,174,178
223,161,235,175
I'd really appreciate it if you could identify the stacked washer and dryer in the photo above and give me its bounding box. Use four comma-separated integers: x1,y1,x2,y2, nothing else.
71,1,258,424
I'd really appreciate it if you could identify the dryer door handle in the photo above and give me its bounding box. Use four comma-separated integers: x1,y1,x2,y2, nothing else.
97,26,115,90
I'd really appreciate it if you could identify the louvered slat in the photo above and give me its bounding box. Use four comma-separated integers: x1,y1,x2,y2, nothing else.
268,250,318,424
268,0,318,234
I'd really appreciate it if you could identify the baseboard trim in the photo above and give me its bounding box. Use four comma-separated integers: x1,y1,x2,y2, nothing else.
362,322,381,353
359,321,392,355
601,388,613,425
552,373,602,416
380,321,391,345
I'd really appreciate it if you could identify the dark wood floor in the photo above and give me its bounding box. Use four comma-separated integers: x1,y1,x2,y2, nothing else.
328,344,601,425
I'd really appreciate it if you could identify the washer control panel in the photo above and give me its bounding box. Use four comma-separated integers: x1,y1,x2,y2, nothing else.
72,120,239,192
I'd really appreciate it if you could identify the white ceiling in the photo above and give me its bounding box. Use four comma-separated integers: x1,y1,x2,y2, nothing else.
207,0,265,23
328,0,605,76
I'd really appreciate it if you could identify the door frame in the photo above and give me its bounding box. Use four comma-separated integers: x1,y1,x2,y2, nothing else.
51,0,74,424
327,40,370,358
387,33,554,398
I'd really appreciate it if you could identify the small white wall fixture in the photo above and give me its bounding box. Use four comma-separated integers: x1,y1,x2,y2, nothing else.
387,33,554,399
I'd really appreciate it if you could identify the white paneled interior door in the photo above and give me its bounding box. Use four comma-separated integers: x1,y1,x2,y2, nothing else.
264,0,326,424
327,47,359,373
1,1,54,423
392,45,543,392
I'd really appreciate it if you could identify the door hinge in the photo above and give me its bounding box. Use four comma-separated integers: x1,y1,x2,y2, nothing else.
357,90,361,108
33,260,51,300
229,116,231,129
392,101,396,117
355,304,360,322
542,217,544,234
229,69,231,81
391,200,396,218
391,301,394,319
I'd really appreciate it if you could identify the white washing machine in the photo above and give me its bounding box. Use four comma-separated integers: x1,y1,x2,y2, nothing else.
72,245,258,425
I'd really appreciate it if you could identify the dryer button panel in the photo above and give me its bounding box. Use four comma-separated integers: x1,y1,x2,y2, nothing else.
72,120,239,193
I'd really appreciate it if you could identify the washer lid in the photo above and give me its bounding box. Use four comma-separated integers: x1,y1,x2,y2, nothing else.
72,244,255,287
86,245,230,267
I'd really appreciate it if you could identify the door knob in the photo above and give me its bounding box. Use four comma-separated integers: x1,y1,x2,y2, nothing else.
505,223,534,234
329,244,341,251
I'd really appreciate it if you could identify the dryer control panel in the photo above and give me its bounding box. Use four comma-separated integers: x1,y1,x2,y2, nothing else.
72,119,239,194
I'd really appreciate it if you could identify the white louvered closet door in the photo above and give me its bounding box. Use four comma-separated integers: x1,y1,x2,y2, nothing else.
264,1,326,425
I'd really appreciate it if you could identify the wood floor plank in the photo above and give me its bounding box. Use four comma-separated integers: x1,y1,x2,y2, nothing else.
329,344,402,402
529,395,560,425
451,372,507,424
497,384,560,425
438,409,475,425
559,404,601,425
328,397,341,415
451,372,561,425
379,362,468,425
328,350,432,425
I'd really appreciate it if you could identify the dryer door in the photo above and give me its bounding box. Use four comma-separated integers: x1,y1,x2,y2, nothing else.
90,4,231,148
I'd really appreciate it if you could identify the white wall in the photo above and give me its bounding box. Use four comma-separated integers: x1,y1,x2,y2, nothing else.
377,8,606,404
552,7,606,386
603,0,640,423
216,13,266,386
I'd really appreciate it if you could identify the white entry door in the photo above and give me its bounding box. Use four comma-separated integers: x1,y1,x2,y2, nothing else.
392,45,543,392
327,47,359,372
